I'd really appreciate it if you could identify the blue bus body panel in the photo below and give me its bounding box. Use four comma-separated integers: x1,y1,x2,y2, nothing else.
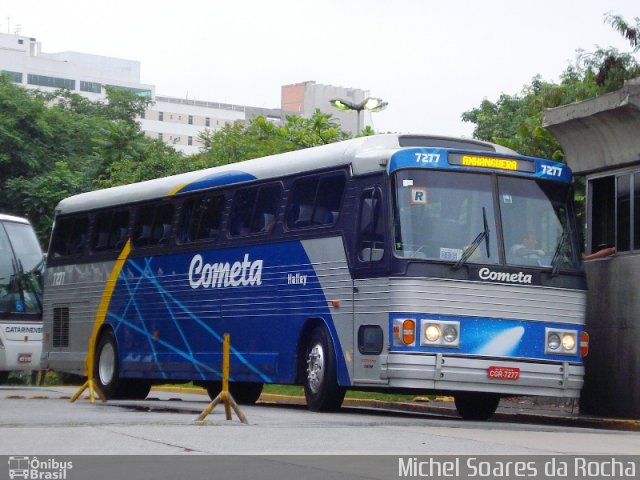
389,313,584,362
105,240,350,385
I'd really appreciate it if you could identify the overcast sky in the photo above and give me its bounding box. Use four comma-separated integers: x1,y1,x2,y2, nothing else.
2,0,638,136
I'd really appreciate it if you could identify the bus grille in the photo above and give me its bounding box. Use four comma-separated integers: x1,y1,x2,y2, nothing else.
53,306,69,347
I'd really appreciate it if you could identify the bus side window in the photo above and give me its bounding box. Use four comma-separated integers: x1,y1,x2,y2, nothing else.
133,203,174,248
180,194,225,243
229,184,281,237
51,216,89,257
286,173,345,229
92,209,129,252
358,187,385,262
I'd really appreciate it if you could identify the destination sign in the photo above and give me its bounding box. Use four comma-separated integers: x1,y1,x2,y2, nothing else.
448,153,535,173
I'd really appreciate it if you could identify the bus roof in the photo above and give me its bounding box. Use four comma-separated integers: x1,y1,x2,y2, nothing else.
55,134,517,216
0,213,31,225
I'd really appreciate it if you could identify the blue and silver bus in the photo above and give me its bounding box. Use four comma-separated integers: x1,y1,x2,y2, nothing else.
41,134,586,419
0,214,44,383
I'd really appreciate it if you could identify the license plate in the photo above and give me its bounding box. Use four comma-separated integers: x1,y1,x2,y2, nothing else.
487,366,520,380
18,353,32,363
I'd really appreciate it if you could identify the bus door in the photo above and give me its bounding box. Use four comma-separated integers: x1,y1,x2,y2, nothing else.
351,185,390,386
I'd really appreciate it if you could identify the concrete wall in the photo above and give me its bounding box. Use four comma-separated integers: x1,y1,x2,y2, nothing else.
581,256,640,418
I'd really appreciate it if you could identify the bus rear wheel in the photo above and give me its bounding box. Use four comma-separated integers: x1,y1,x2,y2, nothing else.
303,325,345,411
206,381,264,405
94,330,125,400
454,392,500,420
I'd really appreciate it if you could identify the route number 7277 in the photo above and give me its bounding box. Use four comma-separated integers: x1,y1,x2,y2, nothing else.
415,153,441,164
541,165,563,177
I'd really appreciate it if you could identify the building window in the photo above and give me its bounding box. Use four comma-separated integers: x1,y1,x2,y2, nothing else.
188,115,193,125
27,74,75,90
589,173,640,253
105,85,152,97
205,117,210,127
80,81,101,93
1,70,23,83
188,136,193,146
159,112,164,121
158,133,163,141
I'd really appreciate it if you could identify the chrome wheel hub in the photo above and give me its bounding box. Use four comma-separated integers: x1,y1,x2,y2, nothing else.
98,343,115,385
306,343,325,394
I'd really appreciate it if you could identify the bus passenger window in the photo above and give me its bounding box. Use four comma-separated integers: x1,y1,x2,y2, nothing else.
51,216,89,257
92,210,129,252
133,203,175,248
180,194,225,243
286,173,345,229
229,184,281,237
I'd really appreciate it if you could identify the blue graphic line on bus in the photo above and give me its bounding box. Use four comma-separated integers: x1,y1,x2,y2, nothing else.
117,260,166,378
178,170,256,193
108,313,223,378
475,326,525,356
126,258,273,383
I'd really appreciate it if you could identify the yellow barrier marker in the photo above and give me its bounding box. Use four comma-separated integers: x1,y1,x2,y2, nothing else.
196,334,248,424
70,240,132,404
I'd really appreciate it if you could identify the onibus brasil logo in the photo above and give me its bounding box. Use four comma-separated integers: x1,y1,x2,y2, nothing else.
8,456,73,480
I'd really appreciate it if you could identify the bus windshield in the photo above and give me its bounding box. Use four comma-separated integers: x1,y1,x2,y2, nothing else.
499,176,581,272
393,170,499,264
393,169,581,272
0,221,43,318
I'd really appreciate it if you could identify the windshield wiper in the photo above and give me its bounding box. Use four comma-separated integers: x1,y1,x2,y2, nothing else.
550,231,569,277
453,207,490,270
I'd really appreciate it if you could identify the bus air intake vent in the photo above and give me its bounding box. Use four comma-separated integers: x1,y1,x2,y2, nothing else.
53,306,69,347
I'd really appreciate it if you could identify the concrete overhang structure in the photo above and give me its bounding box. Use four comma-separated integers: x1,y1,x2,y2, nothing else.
543,77,640,174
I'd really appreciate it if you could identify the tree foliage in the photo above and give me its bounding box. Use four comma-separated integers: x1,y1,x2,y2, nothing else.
0,74,357,243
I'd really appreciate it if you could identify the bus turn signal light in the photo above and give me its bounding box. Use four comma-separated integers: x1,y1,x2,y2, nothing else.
402,319,416,346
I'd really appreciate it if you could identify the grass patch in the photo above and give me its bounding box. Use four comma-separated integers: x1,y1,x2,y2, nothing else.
263,384,418,402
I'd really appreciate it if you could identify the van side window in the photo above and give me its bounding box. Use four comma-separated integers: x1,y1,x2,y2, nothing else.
133,203,175,248
179,194,225,243
358,187,385,262
229,184,281,237
92,209,130,252
286,173,346,229
51,216,90,257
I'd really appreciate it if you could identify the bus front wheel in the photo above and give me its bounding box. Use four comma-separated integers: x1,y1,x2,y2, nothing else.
303,326,345,411
94,330,124,400
454,392,500,420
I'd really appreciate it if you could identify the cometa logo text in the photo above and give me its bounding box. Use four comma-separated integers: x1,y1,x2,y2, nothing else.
189,254,263,289
479,267,532,284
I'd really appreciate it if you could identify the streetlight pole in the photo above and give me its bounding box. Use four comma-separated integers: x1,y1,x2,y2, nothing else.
329,97,388,135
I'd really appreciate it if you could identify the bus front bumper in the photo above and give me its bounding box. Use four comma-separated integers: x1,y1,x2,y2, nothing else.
381,353,584,398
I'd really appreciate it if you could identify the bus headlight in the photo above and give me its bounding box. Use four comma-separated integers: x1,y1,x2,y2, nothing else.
545,328,578,355
425,325,441,342
561,333,576,351
421,320,460,347
547,333,560,351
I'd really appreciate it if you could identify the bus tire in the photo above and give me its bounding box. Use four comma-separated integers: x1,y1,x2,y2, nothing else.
454,392,500,420
303,325,345,412
206,381,264,405
120,379,152,400
94,330,124,400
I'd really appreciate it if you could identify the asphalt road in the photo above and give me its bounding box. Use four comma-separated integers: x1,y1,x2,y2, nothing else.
1,385,639,456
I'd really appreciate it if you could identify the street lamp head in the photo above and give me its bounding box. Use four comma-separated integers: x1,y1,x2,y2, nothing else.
329,98,359,111
362,97,388,112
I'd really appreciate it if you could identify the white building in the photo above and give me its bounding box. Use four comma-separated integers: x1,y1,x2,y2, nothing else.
1,32,374,154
